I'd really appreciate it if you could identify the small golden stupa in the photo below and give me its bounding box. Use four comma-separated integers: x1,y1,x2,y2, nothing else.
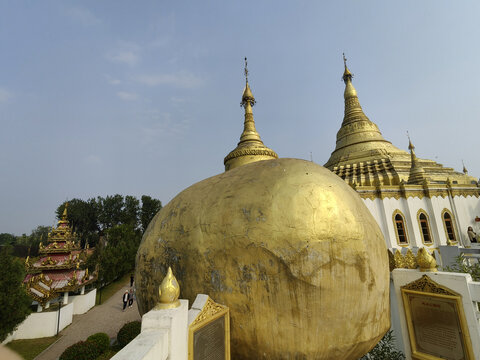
223,57,278,171
135,60,390,359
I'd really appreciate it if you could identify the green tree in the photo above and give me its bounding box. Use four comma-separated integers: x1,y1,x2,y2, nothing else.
140,195,162,232
98,224,141,284
97,195,124,230
0,246,32,341
0,233,16,246
122,196,140,227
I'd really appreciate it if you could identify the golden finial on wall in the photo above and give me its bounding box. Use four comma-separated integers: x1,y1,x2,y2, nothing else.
394,249,406,269
416,247,437,272
404,249,418,269
155,267,181,309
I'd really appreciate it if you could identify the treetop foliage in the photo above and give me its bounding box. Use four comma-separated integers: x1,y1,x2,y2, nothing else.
0,246,32,341
56,194,162,235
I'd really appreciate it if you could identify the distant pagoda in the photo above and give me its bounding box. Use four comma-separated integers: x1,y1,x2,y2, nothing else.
24,204,96,309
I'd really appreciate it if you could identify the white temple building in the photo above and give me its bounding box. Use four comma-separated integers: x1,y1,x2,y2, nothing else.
325,57,480,250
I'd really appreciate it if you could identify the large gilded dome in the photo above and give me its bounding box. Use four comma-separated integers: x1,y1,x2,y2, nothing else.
135,158,390,360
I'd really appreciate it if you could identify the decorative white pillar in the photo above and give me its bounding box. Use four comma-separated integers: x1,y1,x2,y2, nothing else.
80,286,85,295
37,304,43,312
45,301,50,309
63,291,69,305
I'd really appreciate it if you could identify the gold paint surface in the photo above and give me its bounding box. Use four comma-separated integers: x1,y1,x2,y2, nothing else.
135,158,390,359
155,267,181,309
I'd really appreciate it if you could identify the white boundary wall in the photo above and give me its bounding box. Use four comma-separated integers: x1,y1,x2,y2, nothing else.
3,288,97,343
112,299,188,360
70,288,96,315
3,302,73,342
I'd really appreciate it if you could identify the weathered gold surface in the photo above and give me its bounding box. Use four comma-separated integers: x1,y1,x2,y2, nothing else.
135,158,390,359
155,266,180,309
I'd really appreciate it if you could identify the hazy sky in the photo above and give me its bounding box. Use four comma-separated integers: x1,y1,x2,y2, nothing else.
1,1,479,234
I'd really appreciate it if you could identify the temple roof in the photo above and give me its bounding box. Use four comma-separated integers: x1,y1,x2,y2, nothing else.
325,56,477,188
24,204,96,305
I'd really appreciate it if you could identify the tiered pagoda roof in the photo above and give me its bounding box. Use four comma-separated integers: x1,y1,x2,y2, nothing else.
324,55,479,200
24,204,96,306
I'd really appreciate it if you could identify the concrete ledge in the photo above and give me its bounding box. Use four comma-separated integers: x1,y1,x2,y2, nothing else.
111,330,169,360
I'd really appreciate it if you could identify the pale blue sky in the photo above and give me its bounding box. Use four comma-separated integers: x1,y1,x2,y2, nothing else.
1,1,479,234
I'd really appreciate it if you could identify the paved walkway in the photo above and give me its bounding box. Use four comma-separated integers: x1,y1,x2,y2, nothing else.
35,283,141,360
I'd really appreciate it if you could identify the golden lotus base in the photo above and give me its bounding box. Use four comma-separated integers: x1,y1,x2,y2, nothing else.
154,300,181,310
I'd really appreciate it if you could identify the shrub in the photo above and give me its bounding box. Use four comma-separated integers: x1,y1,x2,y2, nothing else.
87,332,110,354
117,321,141,348
59,340,100,360
444,254,480,281
359,330,405,360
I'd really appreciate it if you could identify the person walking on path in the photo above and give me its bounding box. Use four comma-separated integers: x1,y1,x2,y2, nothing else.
122,290,129,311
34,282,141,360
128,288,134,308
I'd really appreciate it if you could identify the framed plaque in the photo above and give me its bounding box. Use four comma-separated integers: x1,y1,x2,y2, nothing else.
188,297,230,360
401,275,474,360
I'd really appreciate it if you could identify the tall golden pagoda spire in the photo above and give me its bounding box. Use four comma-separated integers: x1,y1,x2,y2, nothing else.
58,202,69,226
324,54,406,170
407,133,426,184
224,58,278,171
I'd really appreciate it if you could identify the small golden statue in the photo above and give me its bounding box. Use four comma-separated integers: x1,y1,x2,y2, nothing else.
416,247,437,272
155,267,181,309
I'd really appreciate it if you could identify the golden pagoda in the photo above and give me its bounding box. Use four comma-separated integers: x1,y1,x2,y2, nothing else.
325,55,478,200
223,57,278,171
136,60,390,359
24,204,96,308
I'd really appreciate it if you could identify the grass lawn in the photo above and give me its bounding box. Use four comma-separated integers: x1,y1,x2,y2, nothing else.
6,336,58,360
96,273,131,305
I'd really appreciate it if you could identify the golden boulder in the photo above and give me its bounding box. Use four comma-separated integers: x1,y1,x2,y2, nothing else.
135,158,390,359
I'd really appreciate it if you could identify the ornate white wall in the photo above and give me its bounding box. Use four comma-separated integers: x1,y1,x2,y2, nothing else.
363,195,480,249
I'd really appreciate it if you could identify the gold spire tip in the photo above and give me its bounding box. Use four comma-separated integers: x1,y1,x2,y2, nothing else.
407,131,414,151
241,57,255,106
342,52,352,81
244,56,249,83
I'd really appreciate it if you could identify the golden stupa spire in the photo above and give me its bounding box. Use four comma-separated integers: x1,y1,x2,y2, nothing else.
58,202,69,226
407,133,425,184
462,160,468,175
239,57,261,143
224,58,277,171
325,54,399,169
